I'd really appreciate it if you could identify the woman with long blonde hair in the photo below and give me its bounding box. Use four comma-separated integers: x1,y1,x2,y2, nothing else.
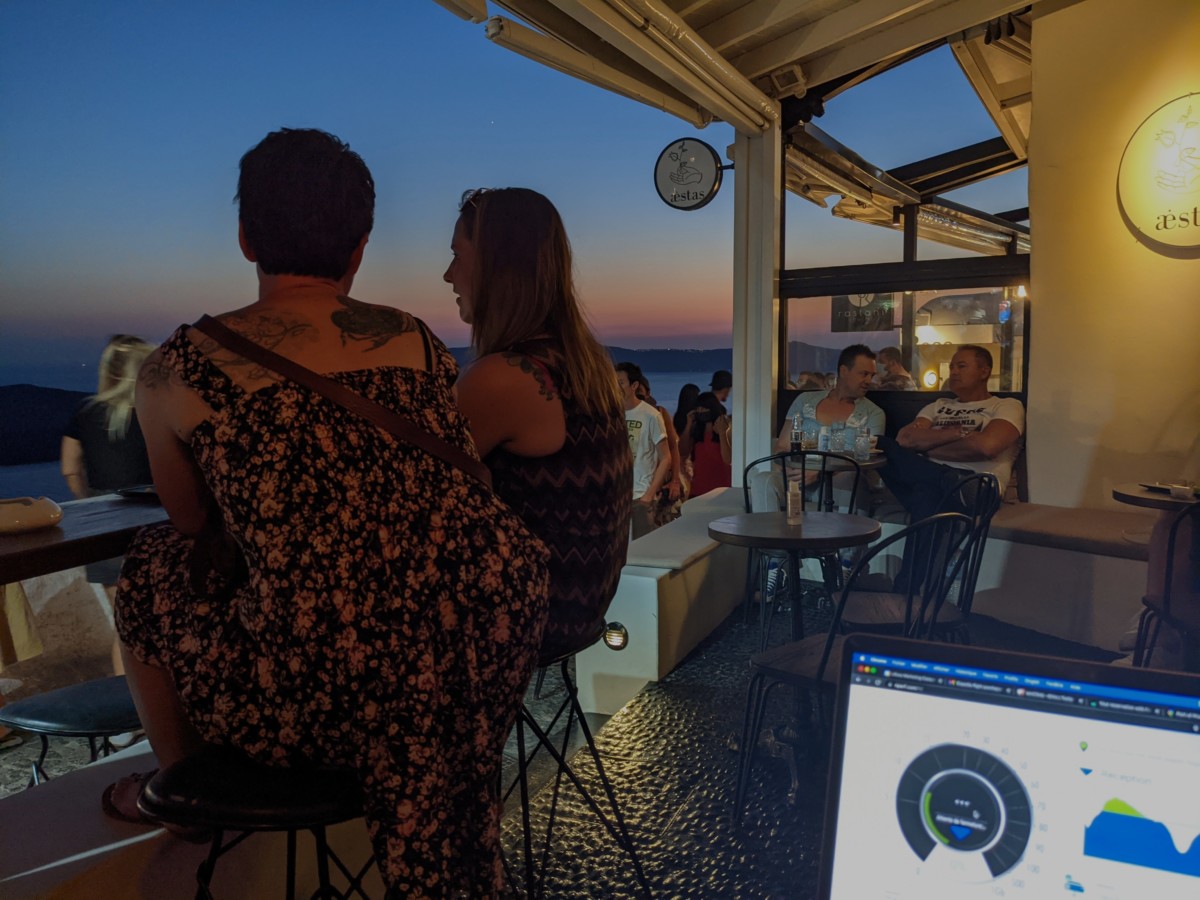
447,187,631,656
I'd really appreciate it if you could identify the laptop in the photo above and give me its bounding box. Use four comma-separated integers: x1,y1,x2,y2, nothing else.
819,635,1200,899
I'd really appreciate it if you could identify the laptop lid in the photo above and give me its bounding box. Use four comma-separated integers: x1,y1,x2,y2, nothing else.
819,634,1200,899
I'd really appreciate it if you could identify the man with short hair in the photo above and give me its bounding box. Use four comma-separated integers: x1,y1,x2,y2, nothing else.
875,346,917,390
775,343,885,451
710,369,732,404
879,344,1024,524
616,362,670,539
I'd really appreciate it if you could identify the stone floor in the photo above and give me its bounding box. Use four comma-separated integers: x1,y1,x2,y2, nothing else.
1,602,1119,898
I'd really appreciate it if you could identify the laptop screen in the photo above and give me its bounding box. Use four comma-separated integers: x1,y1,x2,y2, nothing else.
819,636,1200,899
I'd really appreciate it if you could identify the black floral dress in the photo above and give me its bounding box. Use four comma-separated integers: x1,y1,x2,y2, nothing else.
116,325,549,897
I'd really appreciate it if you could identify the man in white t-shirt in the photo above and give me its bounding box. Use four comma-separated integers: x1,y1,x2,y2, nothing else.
879,345,1024,520
616,363,669,540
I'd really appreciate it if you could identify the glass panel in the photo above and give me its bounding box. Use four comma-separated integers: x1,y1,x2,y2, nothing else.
785,287,1025,392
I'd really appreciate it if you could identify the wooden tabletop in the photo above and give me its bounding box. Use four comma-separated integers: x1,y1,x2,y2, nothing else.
708,511,881,552
1112,482,1199,513
0,494,169,583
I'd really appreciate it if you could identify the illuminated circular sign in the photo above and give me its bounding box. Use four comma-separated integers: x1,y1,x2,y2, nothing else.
654,138,723,211
1117,92,1200,258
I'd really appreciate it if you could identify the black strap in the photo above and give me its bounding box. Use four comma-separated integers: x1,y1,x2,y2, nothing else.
193,315,492,488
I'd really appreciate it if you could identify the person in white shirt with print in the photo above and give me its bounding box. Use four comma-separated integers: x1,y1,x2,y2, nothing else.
616,362,669,540
879,344,1024,522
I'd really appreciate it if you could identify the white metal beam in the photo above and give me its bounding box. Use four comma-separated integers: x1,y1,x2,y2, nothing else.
431,0,489,23
732,0,1036,84
699,0,825,54
950,38,1028,158
487,17,712,126
730,125,781,477
549,0,770,132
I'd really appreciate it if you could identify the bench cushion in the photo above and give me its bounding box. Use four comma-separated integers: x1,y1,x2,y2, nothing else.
626,514,719,569
990,504,1154,561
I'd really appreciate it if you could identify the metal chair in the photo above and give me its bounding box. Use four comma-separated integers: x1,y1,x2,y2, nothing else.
841,472,1001,642
740,451,863,649
503,620,650,899
138,748,374,900
1133,502,1200,670
732,512,972,822
0,675,141,785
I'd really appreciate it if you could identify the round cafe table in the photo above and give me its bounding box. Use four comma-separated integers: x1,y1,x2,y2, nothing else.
709,511,881,641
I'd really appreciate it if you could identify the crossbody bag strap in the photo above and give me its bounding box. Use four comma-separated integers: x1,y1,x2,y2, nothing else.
193,315,492,488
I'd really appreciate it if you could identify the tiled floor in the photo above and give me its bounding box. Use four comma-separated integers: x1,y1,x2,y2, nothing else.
1,606,1118,898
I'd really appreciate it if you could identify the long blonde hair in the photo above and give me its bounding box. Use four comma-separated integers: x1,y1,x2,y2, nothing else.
457,188,621,419
91,334,155,439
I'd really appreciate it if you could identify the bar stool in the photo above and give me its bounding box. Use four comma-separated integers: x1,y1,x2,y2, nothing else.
504,620,651,898
137,747,373,900
0,675,141,785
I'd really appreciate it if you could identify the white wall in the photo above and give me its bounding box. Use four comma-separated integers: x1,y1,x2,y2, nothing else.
1028,0,1200,507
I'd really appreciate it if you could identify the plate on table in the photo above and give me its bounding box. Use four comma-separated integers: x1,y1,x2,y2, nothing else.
115,485,161,503
1138,482,1172,494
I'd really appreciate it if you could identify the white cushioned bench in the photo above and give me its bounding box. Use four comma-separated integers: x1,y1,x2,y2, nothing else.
575,488,747,715
969,502,1154,651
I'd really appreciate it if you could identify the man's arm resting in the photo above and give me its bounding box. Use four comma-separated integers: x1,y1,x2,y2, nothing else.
928,419,1021,462
639,439,671,503
896,417,962,451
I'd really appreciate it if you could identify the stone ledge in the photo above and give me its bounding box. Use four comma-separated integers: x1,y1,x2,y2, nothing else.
989,503,1154,562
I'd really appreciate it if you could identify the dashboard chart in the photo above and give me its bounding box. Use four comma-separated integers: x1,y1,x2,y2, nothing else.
896,743,1033,879
1085,798,1200,878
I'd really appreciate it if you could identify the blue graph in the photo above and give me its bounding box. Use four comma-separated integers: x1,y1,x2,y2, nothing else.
1084,800,1200,878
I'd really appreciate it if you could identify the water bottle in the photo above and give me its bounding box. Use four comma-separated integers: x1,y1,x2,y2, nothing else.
790,414,802,453
817,425,831,452
830,420,845,453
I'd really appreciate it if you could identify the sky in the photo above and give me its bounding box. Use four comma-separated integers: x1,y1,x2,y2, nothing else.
0,1,1025,390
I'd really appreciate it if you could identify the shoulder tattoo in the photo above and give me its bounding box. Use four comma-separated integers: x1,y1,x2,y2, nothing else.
137,357,185,391
330,295,416,350
504,353,558,401
194,313,312,383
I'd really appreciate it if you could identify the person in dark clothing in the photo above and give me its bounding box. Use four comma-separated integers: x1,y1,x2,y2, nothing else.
448,187,632,658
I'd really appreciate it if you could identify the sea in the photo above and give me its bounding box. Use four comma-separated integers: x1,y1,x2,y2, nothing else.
0,370,715,502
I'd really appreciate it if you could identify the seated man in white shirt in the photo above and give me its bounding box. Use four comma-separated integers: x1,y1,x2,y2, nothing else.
879,344,1024,522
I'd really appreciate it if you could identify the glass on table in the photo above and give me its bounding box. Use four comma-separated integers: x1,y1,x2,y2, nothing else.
854,428,872,462
801,421,819,450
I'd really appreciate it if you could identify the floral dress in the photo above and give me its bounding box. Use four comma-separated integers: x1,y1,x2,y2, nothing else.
116,325,549,897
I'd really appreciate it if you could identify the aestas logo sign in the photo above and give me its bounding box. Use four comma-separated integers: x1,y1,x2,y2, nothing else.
654,138,723,211
1117,92,1200,258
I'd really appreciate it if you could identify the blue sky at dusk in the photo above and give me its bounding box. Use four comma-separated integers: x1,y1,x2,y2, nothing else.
0,1,1024,390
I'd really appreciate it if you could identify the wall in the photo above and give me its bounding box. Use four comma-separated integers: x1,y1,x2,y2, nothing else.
1028,0,1200,507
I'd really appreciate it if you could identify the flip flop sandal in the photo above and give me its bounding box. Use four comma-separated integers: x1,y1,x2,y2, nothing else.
101,770,212,843
0,734,23,752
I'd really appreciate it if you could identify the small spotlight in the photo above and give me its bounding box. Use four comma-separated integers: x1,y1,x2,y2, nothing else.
603,622,629,651
922,370,939,389
1016,284,1027,299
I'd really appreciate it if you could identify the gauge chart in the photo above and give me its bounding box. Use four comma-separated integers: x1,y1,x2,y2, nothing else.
896,743,1033,879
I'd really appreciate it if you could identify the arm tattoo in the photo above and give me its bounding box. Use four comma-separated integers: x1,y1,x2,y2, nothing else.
504,353,558,401
330,295,416,350
137,357,186,390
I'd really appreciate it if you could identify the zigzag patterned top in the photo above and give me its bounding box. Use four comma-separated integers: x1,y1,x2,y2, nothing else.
486,339,633,657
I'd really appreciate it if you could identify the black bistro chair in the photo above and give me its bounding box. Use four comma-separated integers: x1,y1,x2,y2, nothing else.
1133,501,1200,670
740,451,863,649
732,512,973,822
503,619,650,899
137,749,374,900
841,472,1001,643
0,675,141,785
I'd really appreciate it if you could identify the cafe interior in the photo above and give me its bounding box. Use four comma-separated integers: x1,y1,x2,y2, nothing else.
1,0,1197,897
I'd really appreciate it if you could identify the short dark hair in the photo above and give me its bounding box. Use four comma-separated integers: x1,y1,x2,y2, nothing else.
236,128,375,280
837,343,875,372
615,361,644,384
710,370,732,391
877,346,902,366
958,344,993,370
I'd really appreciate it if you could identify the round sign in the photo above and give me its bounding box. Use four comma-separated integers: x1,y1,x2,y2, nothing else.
1117,92,1200,258
654,138,723,211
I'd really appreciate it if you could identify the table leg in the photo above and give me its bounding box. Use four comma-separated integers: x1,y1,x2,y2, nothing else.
788,551,804,641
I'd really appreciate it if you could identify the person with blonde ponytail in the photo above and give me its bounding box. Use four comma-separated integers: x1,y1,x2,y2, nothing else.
447,187,632,656
61,334,156,679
